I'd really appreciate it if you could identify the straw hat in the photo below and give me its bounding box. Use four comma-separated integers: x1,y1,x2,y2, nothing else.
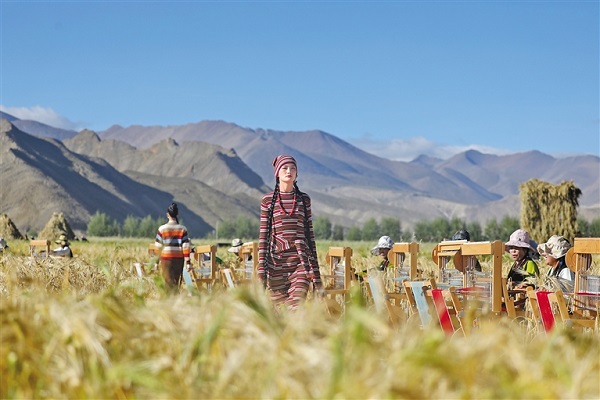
55,233,69,246
227,238,243,253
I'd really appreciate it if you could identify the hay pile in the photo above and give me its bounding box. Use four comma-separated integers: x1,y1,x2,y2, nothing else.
0,213,23,239
38,212,75,241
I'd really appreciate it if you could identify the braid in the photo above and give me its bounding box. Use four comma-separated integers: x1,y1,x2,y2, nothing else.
265,182,279,278
295,182,316,260
168,202,179,224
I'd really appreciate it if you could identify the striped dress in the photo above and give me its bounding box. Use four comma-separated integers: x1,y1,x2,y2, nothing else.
259,190,321,309
155,220,191,289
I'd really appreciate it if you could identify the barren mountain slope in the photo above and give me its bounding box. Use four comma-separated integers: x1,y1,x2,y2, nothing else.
0,121,211,235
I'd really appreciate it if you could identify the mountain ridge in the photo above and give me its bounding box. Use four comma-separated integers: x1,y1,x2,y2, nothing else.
1,113,598,237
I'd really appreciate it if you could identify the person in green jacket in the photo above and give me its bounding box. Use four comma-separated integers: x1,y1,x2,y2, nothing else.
505,229,539,287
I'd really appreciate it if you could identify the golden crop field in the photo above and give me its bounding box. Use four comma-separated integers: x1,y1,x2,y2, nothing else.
1,238,599,399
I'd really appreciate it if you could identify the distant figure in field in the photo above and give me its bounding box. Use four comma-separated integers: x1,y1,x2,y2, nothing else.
258,155,323,310
228,238,243,256
505,229,539,287
155,202,191,292
450,229,482,272
371,235,394,271
52,234,73,258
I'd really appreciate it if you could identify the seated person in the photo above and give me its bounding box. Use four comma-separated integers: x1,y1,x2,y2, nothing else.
52,234,73,258
505,229,539,287
538,235,575,286
371,236,394,271
450,229,482,272
227,238,244,259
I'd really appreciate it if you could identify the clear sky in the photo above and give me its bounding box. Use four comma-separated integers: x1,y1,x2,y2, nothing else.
1,1,598,161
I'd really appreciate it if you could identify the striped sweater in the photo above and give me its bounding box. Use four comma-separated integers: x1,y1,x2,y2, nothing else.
155,220,191,260
258,191,320,280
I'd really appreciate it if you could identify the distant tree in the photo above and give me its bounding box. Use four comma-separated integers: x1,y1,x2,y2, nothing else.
414,220,434,242
332,224,344,241
346,226,362,241
500,216,520,241
578,218,590,237
430,217,452,242
466,221,483,241
215,216,259,240
483,219,502,242
235,215,259,240
217,219,236,239
139,215,161,238
448,217,465,236
361,218,380,241
313,217,332,240
589,217,600,237
122,215,140,237
87,211,119,237
380,217,402,241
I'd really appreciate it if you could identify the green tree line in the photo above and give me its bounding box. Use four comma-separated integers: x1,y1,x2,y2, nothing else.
87,211,600,242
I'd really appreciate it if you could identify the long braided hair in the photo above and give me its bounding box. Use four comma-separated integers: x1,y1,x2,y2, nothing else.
264,179,317,280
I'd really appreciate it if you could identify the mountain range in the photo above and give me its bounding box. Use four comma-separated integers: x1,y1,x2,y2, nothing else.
1,111,598,237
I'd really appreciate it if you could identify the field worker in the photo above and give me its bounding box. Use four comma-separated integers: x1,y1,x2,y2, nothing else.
155,202,191,292
371,236,394,271
505,229,539,287
227,238,243,257
450,229,482,272
258,155,323,310
52,234,73,258
538,235,575,282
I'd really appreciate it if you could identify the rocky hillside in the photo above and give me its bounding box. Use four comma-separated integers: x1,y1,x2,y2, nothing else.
2,113,598,238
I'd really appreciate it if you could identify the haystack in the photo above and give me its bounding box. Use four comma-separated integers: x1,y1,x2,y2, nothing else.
38,212,75,241
0,213,24,239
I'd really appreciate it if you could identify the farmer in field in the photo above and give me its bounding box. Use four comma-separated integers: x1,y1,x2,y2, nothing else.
538,235,574,292
450,229,482,272
52,234,73,258
505,228,539,287
371,235,394,271
258,155,323,310
155,202,191,292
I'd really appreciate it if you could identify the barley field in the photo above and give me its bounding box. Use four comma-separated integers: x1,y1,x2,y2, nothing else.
1,238,599,399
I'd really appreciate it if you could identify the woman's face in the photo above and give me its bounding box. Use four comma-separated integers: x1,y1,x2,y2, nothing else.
543,253,558,267
278,163,297,184
507,245,526,261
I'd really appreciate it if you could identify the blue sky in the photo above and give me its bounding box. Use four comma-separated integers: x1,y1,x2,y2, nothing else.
1,1,598,161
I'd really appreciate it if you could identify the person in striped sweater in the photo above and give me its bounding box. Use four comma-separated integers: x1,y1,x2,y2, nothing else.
155,202,191,292
259,155,323,310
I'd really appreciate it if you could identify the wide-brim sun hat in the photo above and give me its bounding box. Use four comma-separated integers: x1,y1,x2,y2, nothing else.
227,238,243,253
56,234,69,246
537,235,571,259
371,236,394,255
504,229,535,252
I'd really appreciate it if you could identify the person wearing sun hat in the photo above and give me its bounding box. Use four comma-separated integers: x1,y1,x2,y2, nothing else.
538,235,574,282
371,235,394,271
505,228,539,286
258,154,323,310
52,233,73,258
228,238,243,254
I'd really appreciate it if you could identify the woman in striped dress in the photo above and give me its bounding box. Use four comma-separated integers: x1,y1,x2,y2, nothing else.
258,155,323,310
155,202,191,292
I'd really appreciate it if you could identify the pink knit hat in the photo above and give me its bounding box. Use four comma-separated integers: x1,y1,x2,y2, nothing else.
272,155,297,177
